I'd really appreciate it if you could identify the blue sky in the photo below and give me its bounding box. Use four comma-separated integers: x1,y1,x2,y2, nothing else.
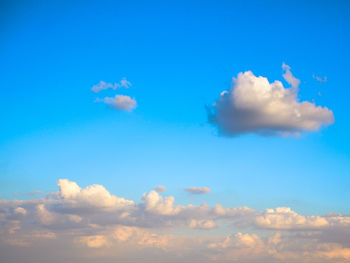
1,1,350,262
1,0,350,214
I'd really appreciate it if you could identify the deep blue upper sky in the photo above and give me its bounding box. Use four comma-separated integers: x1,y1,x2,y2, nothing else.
1,0,349,215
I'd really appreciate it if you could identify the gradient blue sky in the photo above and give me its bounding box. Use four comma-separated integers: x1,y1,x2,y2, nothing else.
1,0,350,217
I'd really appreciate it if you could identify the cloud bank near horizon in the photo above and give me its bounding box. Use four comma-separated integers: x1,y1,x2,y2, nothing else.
208,64,334,137
0,179,349,263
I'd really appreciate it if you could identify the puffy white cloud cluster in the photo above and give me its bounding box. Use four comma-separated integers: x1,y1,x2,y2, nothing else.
255,207,329,229
208,64,334,136
0,180,350,263
57,179,135,211
92,78,137,111
142,190,182,216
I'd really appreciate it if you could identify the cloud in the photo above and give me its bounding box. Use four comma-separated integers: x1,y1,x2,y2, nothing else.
208,65,334,137
207,231,350,262
91,78,136,111
91,78,131,93
95,95,137,111
78,235,110,248
1,180,350,263
184,187,211,195
282,62,300,89
313,74,328,83
315,244,350,260
154,185,167,192
207,232,266,262
255,207,329,230
189,219,216,229
36,204,55,225
254,208,350,233
77,225,189,252
57,179,135,211
14,207,27,216
142,190,182,215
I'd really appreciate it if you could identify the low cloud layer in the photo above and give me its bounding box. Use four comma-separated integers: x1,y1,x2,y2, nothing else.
208,64,334,137
0,179,349,263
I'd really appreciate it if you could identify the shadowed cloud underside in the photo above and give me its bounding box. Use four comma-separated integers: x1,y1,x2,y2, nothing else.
208,65,334,137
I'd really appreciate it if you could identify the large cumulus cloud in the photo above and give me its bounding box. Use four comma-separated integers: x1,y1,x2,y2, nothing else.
208,64,334,136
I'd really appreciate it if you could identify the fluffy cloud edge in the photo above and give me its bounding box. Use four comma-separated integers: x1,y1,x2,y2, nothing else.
208,63,334,137
95,95,137,111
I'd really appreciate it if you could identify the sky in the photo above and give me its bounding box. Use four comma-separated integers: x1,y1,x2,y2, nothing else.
1,0,350,262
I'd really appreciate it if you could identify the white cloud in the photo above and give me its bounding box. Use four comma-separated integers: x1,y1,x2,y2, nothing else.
78,235,110,248
36,204,55,225
189,219,216,229
313,74,328,83
184,187,211,195
57,179,135,211
112,225,172,249
282,62,300,89
1,180,350,263
14,207,27,216
207,232,265,262
154,185,167,192
255,207,329,230
315,243,350,260
91,78,131,93
208,232,263,250
13,190,43,197
208,66,334,136
142,190,182,215
95,95,137,111
91,78,136,112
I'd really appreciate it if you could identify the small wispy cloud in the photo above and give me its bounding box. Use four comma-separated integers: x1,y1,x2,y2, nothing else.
154,185,167,192
91,78,131,93
184,187,211,195
313,74,328,83
95,95,137,111
282,62,300,89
